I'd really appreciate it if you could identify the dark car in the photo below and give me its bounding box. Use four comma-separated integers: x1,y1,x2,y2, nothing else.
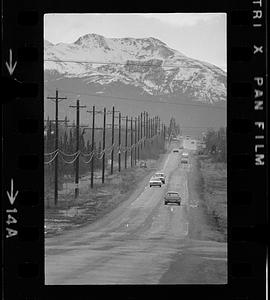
181,158,189,164
164,191,181,205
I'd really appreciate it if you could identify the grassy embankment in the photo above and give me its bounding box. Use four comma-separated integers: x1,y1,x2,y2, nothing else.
199,155,227,240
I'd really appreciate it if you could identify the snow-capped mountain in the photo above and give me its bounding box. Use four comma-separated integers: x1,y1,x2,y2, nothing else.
44,33,226,104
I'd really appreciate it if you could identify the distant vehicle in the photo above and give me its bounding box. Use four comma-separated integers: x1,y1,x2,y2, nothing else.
149,177,162,188
164,191,181,205
179,145,184,149
182,152,189,157
139,161,147,168
181,158,189,164
172,149,180,153
154,172,165,184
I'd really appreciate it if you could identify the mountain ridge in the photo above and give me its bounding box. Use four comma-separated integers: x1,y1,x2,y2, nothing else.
44,33,226,104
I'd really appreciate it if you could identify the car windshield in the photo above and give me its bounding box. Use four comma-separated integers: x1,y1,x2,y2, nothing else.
167,192,178,196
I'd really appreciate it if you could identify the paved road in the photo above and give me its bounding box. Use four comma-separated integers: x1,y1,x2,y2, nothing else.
45,145,226,284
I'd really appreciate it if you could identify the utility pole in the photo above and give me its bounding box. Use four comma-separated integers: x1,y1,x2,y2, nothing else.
153,117,155,136
102,107,106,183
69,99,86,198
125,116,128,169
225,126,227,161
130,117,133,167
164,124,166,150
137,115,140,161
134,117,137,165
118,112,121,172
111,106,115,174
149,117,151,140
149,114,151,139
86,108,103,187
91,106,95,188
141,112,143,151
47,90,67,206
146,112,149,142
150,118,152,139
143,112,146,147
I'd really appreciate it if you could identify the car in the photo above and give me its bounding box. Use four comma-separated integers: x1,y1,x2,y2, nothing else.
181,158,189,164
139,161,147,168
179,145,184,149
164,191,181,205
149,177,162,187
172,149,180,153
154,172,165,184
182,152,189,157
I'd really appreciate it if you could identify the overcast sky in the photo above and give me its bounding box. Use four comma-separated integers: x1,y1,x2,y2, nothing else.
44,13,227,71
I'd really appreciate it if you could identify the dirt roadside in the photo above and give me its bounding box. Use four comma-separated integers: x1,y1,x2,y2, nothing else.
187,153,227,242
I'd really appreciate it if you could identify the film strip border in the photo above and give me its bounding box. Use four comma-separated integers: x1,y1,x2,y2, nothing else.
2,2,267,300
228,1,267,299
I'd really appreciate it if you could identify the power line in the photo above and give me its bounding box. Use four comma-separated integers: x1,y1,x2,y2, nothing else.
45,86,226,111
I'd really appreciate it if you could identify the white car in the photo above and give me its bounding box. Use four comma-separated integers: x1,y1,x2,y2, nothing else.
154,172,165,184
182,152,189,157
149,177,162,188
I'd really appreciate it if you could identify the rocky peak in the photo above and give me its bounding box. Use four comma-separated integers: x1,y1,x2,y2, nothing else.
74,33,110,49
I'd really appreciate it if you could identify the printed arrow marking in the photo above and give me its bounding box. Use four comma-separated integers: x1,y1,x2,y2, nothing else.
5,49,17,75
6,179,19,205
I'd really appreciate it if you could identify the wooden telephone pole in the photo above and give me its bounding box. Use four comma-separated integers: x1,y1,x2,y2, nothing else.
125,116,128,169
86,107,103,188
102,108,106,183
47,89,67,206
69,100,86,198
